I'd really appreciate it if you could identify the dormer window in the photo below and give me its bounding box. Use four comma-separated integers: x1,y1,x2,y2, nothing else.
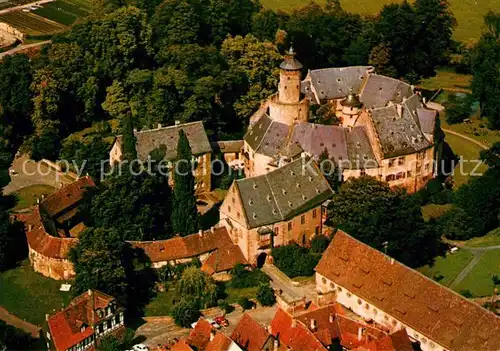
80,325,86,333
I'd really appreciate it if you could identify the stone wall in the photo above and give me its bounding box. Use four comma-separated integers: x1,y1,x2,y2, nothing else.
28,246,75,280
0,23,24,41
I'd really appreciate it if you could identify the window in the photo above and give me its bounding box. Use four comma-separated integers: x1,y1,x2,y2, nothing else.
365,303,369,310
346,292,351,297
407,170,413,177
232,197,235,204
396,172,405,180
301,215,305,225
312,209,317,218
274,227,279,236
228,206,231,212
388,159,395,167
237,212,240,219
315,226,320,235
330,282,335,289
360,169,366,176
288,222,292,231
425,163,430,172
398,157,405,165
322,278,327,284
385,174,395,182
357,299,362,305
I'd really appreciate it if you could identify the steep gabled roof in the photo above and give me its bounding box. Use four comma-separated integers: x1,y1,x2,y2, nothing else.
315,230,500,351
231,313,271,351
353,329,413,351
115,121,212,161
360,74,413,109
290,123,348,162
187,318,213,350
244,114,290,158
235,158,333,228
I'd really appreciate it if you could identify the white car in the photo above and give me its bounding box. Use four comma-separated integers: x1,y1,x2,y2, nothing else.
132,344,149,351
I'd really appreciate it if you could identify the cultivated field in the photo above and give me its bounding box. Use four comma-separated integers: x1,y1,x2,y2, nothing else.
34,0,90,26
0,11,67,36
261,0,500,42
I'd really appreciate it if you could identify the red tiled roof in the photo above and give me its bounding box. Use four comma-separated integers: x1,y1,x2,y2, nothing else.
24,207,77,259
187,318,213,350
201,244,248,275
131,227,234,263
295,304,346,342
270,308,327,351
353,329,413,351
315,230,500,351
40,176,95,218
335,315,386,349
205,333,233,351
230,313,271,351
171,339,194,351
47,289,119,351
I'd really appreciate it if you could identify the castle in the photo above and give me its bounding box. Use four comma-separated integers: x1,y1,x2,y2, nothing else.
242,48,438,193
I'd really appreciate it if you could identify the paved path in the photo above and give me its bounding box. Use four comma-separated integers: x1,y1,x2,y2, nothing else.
135,305,277,347
442,128,489,150
262,264,317,304
0,0,55,14
449,251,485,289
2,155,73,195
0,306,40,338
0,40,50,60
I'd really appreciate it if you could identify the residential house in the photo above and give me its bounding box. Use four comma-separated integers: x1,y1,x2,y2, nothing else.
46,289,125,351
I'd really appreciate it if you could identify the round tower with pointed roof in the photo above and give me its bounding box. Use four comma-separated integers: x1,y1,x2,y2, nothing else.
278,46,303,104
339,88,363,127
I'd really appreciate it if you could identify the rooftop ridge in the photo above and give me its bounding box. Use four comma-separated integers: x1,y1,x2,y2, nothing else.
115,120,204,138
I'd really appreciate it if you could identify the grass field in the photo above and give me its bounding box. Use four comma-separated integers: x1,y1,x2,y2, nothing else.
0,11,67,36
34,0,91,26
418,250,473,287
13,184,56,211
444,132,488,187
420,69,472,93
260,0,500,42
0,261,72,326
464,228,500,248
455,250,500,296
421,203,452,221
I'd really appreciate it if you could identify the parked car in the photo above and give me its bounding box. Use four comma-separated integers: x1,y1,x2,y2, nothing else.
132,344,149,351
22,8,30,12
214,316,229,327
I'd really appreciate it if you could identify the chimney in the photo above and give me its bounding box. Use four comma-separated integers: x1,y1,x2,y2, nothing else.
28,224,32,231
267,324,272,335
273,338,279,351
133,128,138,133
88,289,93,296
329,314,334,323
36,198,40,204
198,229,203,237
396,104,402,117
291,319,297,328
157,123,162,129
423,97,427,104
358,327,365,341
310,318,316,331
45,313,50,321
390,258,395,265
41,194,45,200
211,227,215,233
210,330,216,341
175,120,181,126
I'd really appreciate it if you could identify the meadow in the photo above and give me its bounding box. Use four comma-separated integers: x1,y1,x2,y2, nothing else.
260,0,500,42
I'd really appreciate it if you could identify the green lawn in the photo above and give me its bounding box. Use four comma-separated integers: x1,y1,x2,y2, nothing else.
225,287,258,304
0,261,72,326
13,184,56,211
260,0,499,42
34,0,91,26
144,289,176,317
455,250,500,297
464,228,500,248
441,117,500,148
418,250,473,287
444,132,488,187
419,69,472,93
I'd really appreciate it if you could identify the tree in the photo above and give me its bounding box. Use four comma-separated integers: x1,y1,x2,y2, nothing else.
238,297,254,310
60,136,112,180
171,130,200,236
221,34,282,119
369,43,397,78
177,267,218,308
81,170,173,241
271,244,320,277
256,283,276,306
327,176,444,267
0,320,34,350
251,9,282,41
310,235,330,254
69,227,128,305
443,94,473,124
471,11,500,129
171,299,201,328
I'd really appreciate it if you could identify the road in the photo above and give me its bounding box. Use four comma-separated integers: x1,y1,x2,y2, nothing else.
0,306,40,338
441,128,489,150
0,40,50,60
0,0,55,14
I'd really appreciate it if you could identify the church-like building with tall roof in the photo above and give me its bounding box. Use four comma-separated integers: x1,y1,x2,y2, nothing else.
242,48,439,193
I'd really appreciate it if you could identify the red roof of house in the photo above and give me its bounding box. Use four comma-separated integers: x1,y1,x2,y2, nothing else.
201,244,248,275
170,339,194,351
24,207,77,259
335,315,386,349
130,227,234,263
40,176,95,218
353,329,413,351
205,333,233,351
269,308,327,351
315,230,500,351
230,313,271,351
47,289,119,351
294,304,346,343
187,318,213,350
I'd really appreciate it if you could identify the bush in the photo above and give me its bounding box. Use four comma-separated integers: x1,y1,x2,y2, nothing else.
271,244,320,278
310,235,330,254
443,94,472,124
171,299,201,328
229,264,269,289
0,320,34,350
460,290,473,298
256,283,276,306
238,297,254,310
492,275,500,286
